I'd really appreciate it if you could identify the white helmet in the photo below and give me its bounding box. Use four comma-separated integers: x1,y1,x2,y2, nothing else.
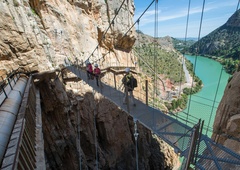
94,63,98,67
85,60,90,65
125,67,130,73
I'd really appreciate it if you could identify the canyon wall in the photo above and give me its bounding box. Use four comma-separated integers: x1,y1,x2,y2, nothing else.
212,71,240,155
0,0,136,78
36,74,180,169
0,0,180,169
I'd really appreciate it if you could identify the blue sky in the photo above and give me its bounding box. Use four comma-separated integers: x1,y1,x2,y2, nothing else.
134,0,239,38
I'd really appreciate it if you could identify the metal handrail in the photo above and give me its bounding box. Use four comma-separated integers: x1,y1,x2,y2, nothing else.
1,75,38,169
0,69,22,106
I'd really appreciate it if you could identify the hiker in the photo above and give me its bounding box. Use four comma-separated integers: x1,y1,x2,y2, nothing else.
86,61,93,80
93,63,101,86
122,67,137,106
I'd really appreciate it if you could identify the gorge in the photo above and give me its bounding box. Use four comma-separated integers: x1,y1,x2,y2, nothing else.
0,0,240,169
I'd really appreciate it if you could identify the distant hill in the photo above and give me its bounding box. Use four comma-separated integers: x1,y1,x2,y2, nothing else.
188,9,240,74
175,37,198,41
189,9,240,57
172,38,196,52
134,31,185,83
133,31,203,111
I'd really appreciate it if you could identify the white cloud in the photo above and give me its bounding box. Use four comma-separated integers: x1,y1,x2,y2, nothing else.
134,0,238,37
136,5,218,26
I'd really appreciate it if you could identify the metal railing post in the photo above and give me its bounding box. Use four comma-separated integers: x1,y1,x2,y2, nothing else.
7,78,13,90
114,73,117,89
1,84,8,98
126,86,130,113
183,121,201,169
134,119,139,170
145,80,148,106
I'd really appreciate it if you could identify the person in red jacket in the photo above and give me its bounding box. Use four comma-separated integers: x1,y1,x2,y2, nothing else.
86,61,93,80
93,63,101,86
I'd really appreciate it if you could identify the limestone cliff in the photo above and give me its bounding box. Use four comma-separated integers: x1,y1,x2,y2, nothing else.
212,71,240,155
36,73,180,169
0,0,180,169
0,0,136,77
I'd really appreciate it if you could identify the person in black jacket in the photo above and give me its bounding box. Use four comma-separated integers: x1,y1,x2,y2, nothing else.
122,68,136,106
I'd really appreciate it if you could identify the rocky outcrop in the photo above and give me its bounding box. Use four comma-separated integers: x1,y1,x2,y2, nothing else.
36,73,180,169
0,0,136,77
212,71,240,155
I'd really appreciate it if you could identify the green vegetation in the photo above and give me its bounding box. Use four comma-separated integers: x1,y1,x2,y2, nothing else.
135,43,184,83
172,38,196,53
165,94,188,111
31,8,37,15
217,57,239,74
134,32,203,112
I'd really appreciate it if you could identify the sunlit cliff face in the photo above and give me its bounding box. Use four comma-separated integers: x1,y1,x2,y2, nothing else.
0,0,136,77
212,71,240,155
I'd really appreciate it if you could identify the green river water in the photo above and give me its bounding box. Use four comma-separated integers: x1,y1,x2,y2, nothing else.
178,55,230,136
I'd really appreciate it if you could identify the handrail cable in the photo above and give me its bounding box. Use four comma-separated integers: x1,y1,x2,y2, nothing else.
186,0,206,121
86,0,127,62
178,111,214,132
169,112,201,126
153,0,158,111
180,0,194,155
206,67,224,135
123,0,156,37
173,125,194,145
192,94,220,103
92,90,99,169
178,0,192,98
90,0,156,65
77,81,82,170
148,0,159,131
127,0,130,67
133,49,166,91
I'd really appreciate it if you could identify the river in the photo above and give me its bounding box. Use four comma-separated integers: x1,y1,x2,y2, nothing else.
178,55,230,136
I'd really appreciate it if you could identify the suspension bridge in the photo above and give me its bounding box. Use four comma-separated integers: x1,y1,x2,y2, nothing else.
67,65,240,170
0,67,240,169
1,0,240,169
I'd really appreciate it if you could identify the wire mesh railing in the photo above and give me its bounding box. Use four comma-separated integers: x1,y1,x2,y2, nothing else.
67,65,195,160
176,95,219,136
67,65,240,170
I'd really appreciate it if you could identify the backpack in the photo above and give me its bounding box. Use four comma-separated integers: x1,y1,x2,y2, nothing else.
127,76,137,89
131,76,137,88
123,74,137,90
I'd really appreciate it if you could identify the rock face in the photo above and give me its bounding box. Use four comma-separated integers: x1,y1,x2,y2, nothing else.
0,0,136,78
36,74,180,169
212,71,240,155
